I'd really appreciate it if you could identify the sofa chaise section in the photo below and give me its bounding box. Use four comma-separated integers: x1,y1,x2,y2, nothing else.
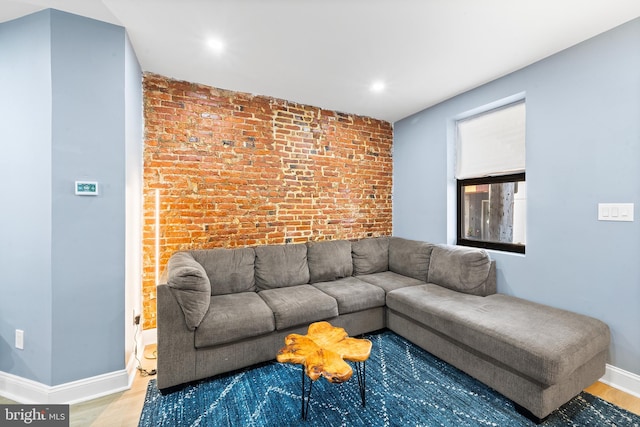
386,245,610,420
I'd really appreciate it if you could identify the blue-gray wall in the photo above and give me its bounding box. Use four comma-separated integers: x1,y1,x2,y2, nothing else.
50,10,127,385
394,18,640,375
0,9,53,385
0,9,141,386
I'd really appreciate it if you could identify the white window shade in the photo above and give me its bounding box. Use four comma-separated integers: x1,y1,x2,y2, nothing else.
456,102,525,179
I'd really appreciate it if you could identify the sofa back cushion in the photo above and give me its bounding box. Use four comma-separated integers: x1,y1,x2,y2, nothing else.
307,240,353,283
191,248,256,295
352,237,389,275
255,243,310,290
166,251,211,330
388,237,434,281
428,245,495,296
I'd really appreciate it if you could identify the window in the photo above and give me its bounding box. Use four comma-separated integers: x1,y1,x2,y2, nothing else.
456,101,526,253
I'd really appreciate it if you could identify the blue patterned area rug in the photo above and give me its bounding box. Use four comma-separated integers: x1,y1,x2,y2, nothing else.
139,331,639,426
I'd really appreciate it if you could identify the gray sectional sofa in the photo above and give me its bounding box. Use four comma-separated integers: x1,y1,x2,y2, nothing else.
156,236,610,420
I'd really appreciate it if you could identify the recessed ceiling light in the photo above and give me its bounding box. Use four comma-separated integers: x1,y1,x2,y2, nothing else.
207,38,225,54
370,80,386,93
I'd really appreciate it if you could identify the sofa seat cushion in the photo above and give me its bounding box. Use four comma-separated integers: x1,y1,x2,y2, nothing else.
313,277,386,315
195,292,275,348
387,284,610,386
259,285,338,330
356,271,425,293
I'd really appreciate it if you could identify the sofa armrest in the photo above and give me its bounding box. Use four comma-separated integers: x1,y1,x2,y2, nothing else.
156,284,198,390
166,251,211,330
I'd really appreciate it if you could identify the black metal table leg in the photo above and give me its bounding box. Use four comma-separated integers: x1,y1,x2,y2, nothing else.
301,367,313,420
355,361,366,407
299,360,366,420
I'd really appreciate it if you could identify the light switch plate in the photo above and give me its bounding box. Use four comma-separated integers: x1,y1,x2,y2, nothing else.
75,181,99,196
598,203,634,222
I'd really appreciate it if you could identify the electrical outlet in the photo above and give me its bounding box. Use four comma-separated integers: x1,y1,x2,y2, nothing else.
15,329,24,350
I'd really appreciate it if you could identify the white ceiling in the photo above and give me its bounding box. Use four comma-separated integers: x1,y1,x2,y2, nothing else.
3,0,640,122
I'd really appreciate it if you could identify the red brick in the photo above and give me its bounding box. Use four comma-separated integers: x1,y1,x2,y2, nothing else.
141,72,392,329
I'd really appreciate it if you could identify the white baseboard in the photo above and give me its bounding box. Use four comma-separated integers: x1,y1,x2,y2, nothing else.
600,363,640,399
0,327,158,405
0,369,130,405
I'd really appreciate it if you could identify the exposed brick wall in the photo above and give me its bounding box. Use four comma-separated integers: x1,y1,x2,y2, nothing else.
142,73,393,329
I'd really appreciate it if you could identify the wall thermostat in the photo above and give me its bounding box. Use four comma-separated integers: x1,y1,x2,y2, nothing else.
75,181,99,196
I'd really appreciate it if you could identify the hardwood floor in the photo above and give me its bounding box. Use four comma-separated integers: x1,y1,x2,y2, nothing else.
585,381,640,416
2,345,639,426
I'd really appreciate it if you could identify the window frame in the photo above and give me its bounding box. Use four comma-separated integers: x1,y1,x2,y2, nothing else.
456,172,526,254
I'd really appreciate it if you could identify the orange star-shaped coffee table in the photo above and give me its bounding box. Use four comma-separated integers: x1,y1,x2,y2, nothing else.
277,321,372,419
